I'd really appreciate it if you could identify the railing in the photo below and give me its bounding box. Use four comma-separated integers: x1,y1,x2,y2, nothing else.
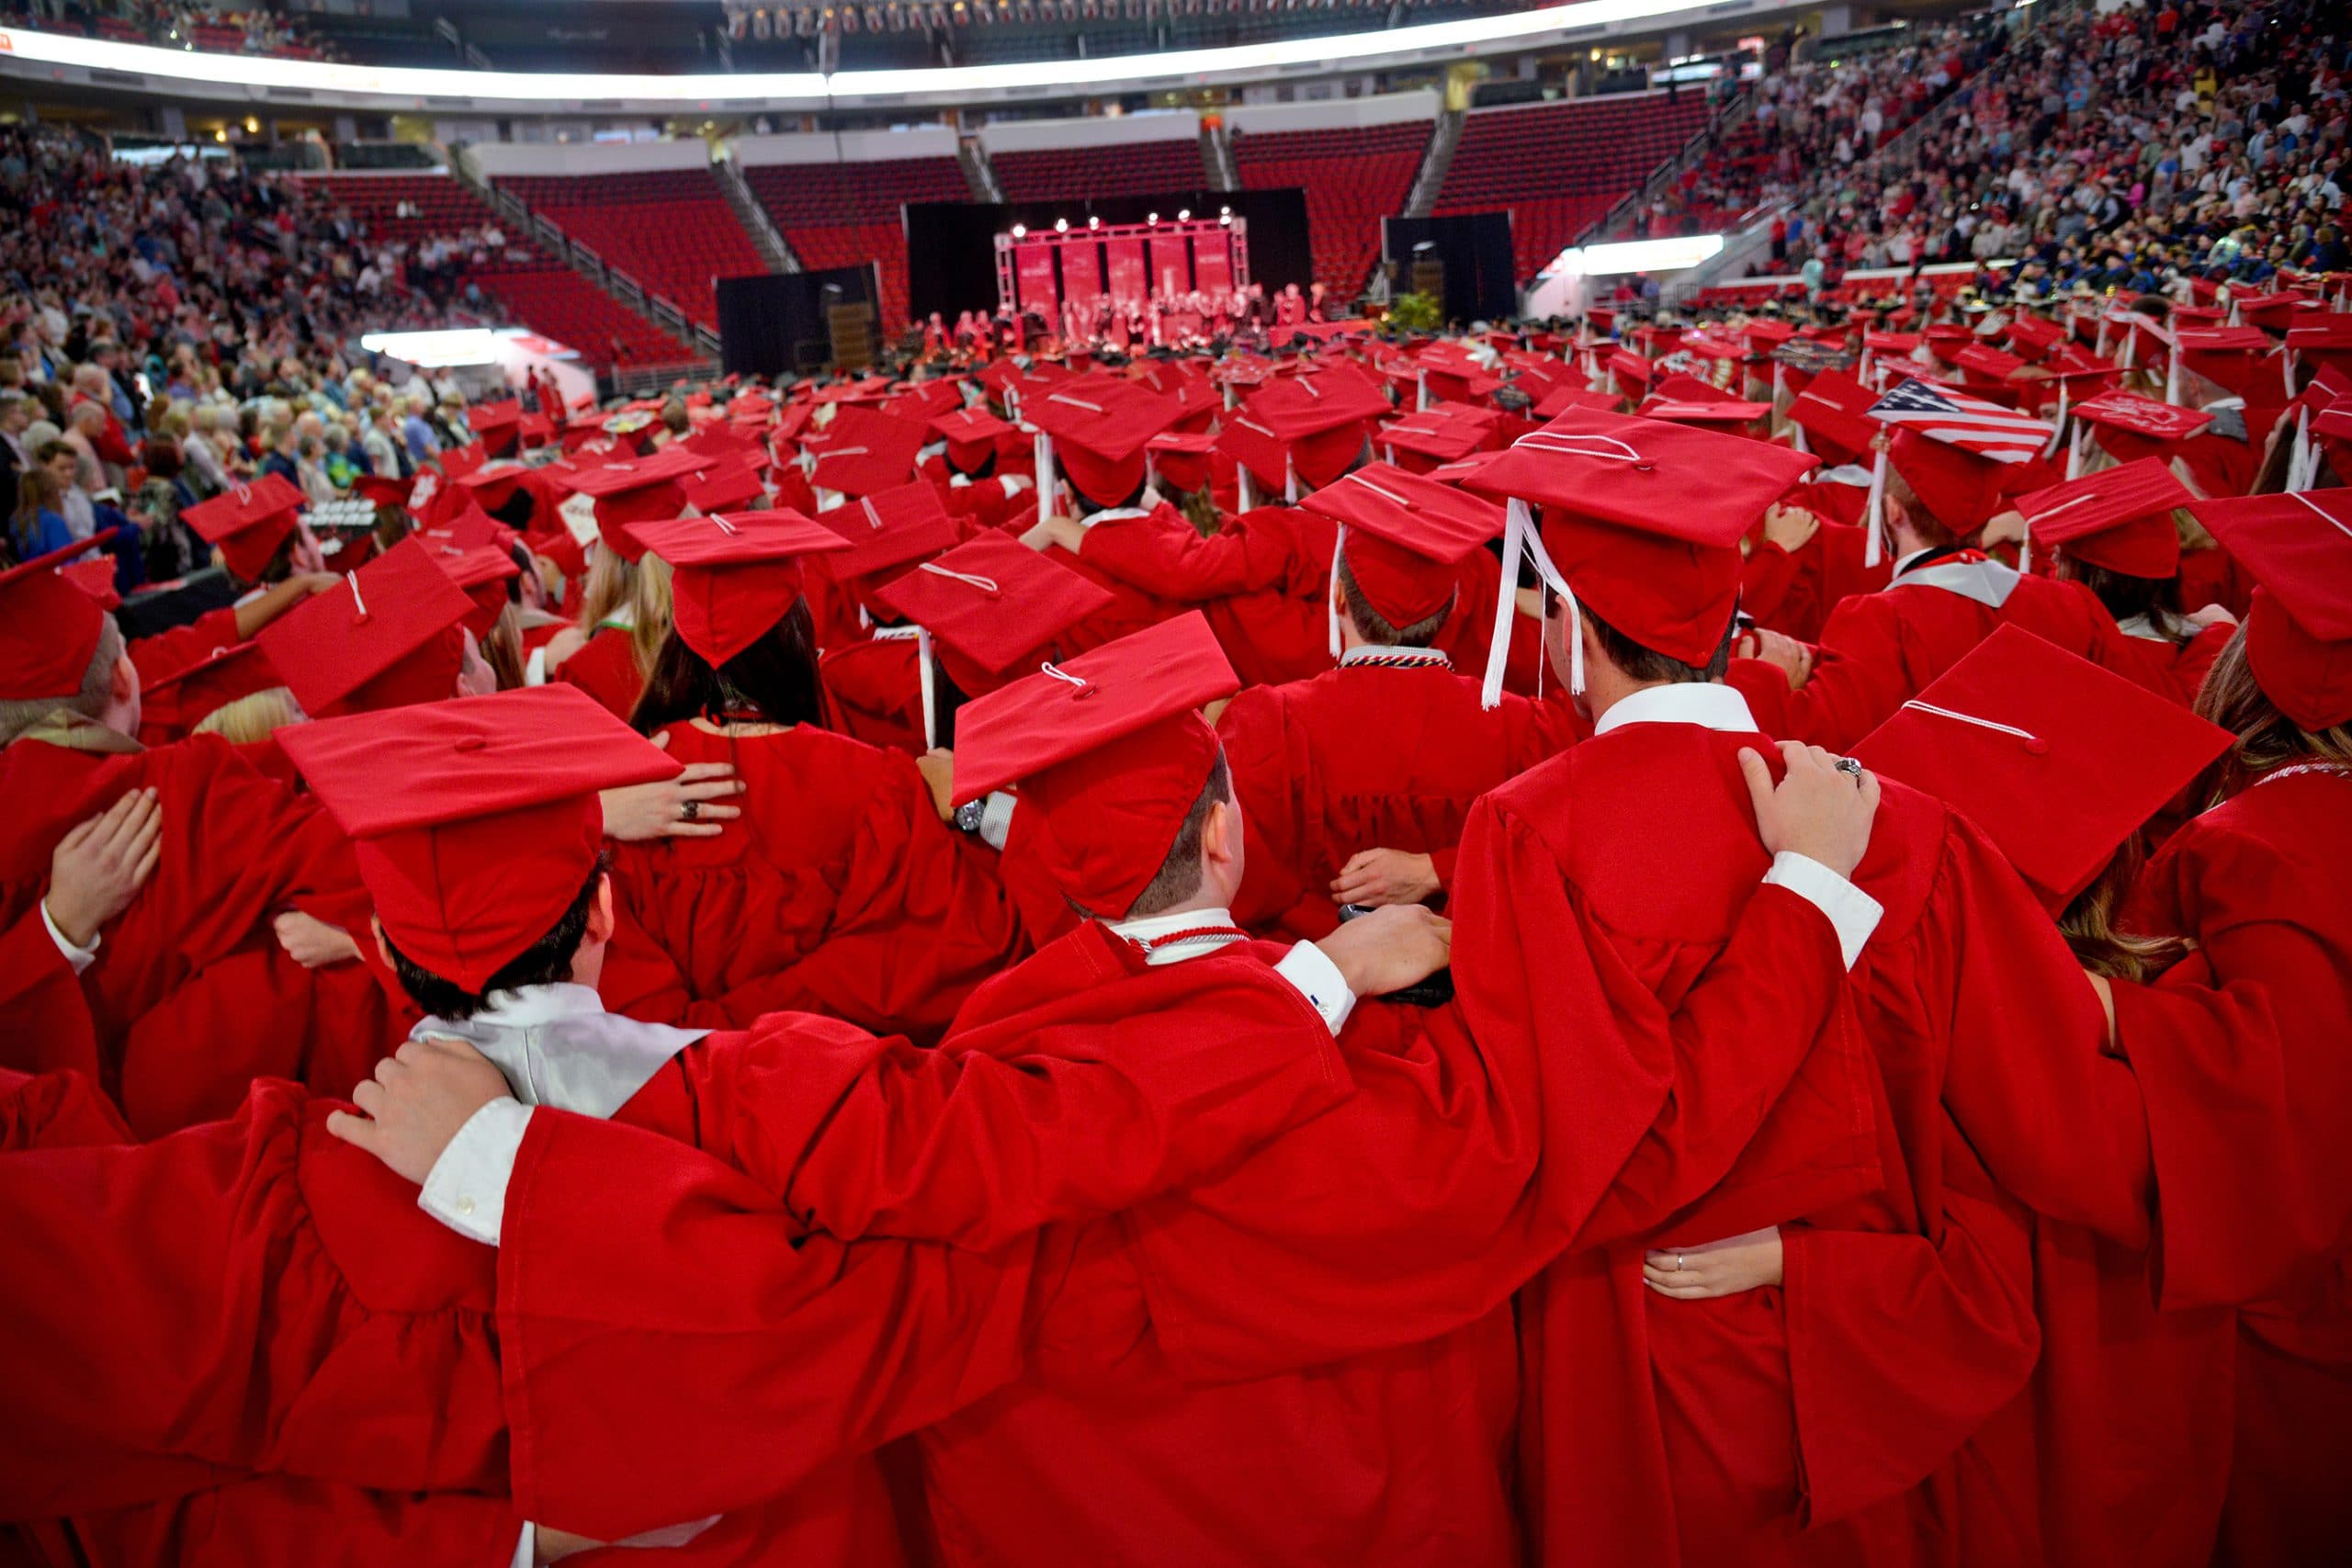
1570,77,1751,252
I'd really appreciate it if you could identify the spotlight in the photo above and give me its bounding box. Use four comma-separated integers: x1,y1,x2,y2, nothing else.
1219,205,1230,217
1177,208,1190,221
1055,218,1069,232
1012,223,1027,238
1088,215,1101,229
1219,212,1232,226
1147,211,1158,223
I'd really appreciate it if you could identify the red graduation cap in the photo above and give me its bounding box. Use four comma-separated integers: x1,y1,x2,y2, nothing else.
1851,624,2233,910
1304,462,1503,630
61,557,119,611
884,379,966,423
562,446,713,563
626,509,850,667
2004,314,2067,359
1886,423,2016,534
681,457,767,515
2173,327,2278,400
806,406,928,498
681,423,763,466
2072,388,2214,462
1233,364,1390,491
869,530,1114,692
2014,457,2191,578
431,544,525,639
820,480,958,582
354,472,415,511
1785,370,1881,466
255,537,474,718
1143,430,1217,493
0,534,113,702
278,685,680,992
951,612,1239,919
2286,316,2352,374
1378,411,1490,469
1465,410,1817,683
1954,344,2026,385
1026,377,1182,508
467,400,523,434
1637,398,1774,432
182,474,307,582
931,405,1013,474
2188,491,2352,730
140,639,284,736
1532,386,1620,420
1651,374,1734,405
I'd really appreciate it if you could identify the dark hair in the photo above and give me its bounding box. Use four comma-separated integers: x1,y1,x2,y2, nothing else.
632,596,826,734
2055,553,2192,643
1123,749,1234,919
381,857,607,1020
1335,550,1453,648
1580,601,1735,683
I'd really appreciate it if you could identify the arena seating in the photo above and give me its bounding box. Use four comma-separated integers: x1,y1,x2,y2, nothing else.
299,173,513,252
743,154,970,333
990,139,1207,203
470,265,698,371
1434,93,1711,281
493,169,765,332
1232,118,1429,299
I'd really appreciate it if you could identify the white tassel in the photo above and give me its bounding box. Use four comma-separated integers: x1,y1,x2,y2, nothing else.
2067,422,2092,480
1327,524,1345,660
2043,381,2071,459
1862,446,1889,569
1033,431,1054,521
1284,453,1300,506
1482,497,1581,709
2288,408,2312,494
916,625,937,751
2164,344,2180,408
1237,468,1256,514
1417,368,1430,412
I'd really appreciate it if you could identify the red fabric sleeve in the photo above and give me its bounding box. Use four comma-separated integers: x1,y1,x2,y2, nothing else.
1215,687,1317,934
497,1111,1042,1540
0,909,100,1081
52,1479,521,1568
128,606,245,690
1740,540,1806,630
1769,592,1921,750
0,1067,131,1151
1075,513,1290,602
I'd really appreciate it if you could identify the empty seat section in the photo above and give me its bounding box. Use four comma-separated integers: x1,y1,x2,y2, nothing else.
496,169,764,331
989,138,1205,203
1433,94,1710,280
1232,118,1430,300
744,155,969,331
472,267,696,371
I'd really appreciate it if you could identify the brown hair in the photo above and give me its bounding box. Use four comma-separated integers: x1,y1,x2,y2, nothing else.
2192,623,2352,804
2058,834,2187,983
1122,749,1234,920
1334,550,1453,649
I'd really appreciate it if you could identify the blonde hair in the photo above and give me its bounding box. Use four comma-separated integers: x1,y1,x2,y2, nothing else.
577,547,673,677
192,685,305,745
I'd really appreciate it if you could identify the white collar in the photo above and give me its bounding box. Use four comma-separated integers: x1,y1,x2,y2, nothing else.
1591,682,1759,737
1892,545,1939,576
1107,905,1246,965
1080,503,1154,528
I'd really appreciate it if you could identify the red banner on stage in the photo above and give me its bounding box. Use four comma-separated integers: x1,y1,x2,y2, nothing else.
1063,242,1103,308
1105,239,1148,310
1194,233,1233,296
1015,245,1057,312
1149,234,1192,299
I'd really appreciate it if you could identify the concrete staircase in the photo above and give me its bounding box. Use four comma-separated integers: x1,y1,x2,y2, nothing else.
1201,119,1238,192
958,136,1002,203
1400,106,1464,219
715,152,800,274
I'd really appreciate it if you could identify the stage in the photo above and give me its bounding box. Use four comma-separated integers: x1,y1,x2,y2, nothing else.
997,215,1249,319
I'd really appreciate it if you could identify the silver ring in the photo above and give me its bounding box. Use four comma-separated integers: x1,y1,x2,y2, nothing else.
1674,1251,1685,1273
680,798,701,822
1833,756,1863,780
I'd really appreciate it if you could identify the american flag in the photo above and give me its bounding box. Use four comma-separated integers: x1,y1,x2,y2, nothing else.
1867,378,2053,464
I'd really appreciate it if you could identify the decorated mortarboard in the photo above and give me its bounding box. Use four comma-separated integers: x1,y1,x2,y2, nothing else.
817,480,959,582
804,405,928,499
1852,625,2233,911
625,509,850,667
2013,457,2191,578
1464,410,1817,699
2188,490,2352,731
278,685,681,991
254,537,473,718
0,534,114,702
561,445,715,562
182,474,307,582
950,613,1239,920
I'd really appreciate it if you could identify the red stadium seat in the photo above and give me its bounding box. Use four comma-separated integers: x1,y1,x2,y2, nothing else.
494,168,767,333
742,155,971,333
1231,119,1430,299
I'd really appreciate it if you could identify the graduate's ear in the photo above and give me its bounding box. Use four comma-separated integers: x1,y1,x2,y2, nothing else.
369,915,396,973
585,874,616,944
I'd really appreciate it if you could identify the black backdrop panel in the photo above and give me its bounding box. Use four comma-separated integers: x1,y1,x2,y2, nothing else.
904,187,1311,323
1381,213,1519,324
716,263,881,378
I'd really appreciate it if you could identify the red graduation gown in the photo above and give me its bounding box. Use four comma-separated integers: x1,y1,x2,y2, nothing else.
1733,557,2193,750
1215,660,1578,937
554,625,647,721
599,721,1023,1041
2132,766,2352,1566
1073,502,1339,685
0,732,394,1136
1739,518,1894,645
129,606,247,746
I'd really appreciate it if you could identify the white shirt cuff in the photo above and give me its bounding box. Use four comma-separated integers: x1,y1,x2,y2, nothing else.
1762,851,1883,971
418,1097,534,1246
977,791,1017,852
1000,473,1032,494
1275,941,1357,1036
40,900,99,974
511,1523,534,1568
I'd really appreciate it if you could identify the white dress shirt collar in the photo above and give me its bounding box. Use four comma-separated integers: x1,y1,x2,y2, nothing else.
1591,682,1759,737
1107,905,1246,964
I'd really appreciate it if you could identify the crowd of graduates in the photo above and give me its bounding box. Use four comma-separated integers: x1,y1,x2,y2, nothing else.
0,221,2347,1564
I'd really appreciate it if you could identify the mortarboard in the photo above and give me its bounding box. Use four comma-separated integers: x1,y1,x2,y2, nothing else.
951,613,1239,920
1464,410,1816,699
1886,424,2013,533
2013,457,2191,578
2286,317,2352,375
2188,491,2352,730
819,481,959,582
1377,410,1490,469
182,474,307,582
870,530,1114,692
1304,462,1503,635
1533,386,1620,420
255,537,473,718
1025,378,1182,509
0,534,112,702
626,509,849,668
140,639,284,736
1143,430,1216,493
680,457,768,516
805,406,928,498
931,406,1013,474
562,446,713,563
278,685,680,992
61,558,119,612
431,544,525,639
1852,625,2232,910
1785,370,1881,465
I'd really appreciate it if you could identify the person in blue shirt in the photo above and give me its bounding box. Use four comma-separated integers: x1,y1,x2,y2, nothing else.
401,394,441,466
12,467,74,562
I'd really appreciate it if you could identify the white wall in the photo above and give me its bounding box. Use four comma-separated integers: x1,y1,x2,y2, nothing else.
735,126,957,167
1224,89,1440,136
979,109,1199,155
468,138,708,178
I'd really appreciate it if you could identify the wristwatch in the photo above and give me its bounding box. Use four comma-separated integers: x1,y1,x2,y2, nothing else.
953,798,988,835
